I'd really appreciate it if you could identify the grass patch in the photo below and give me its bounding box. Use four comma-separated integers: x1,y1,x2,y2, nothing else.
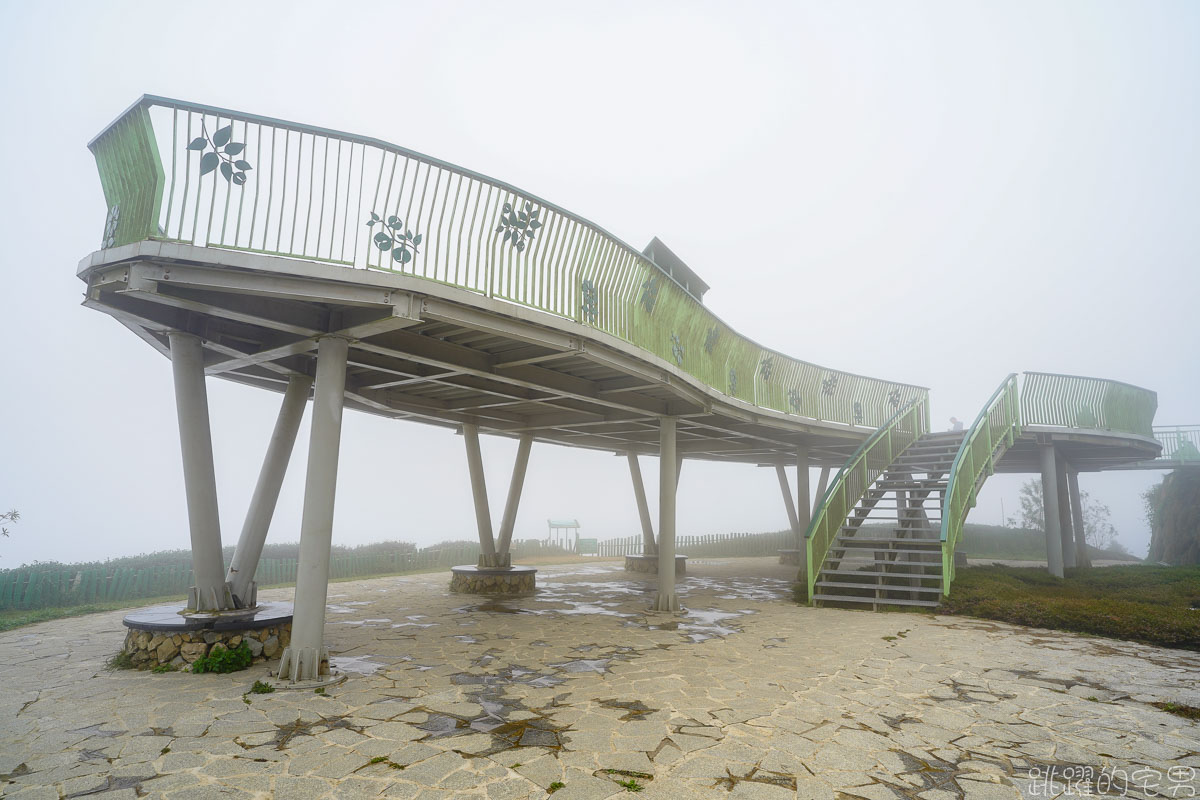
151,663,176,674
617,778,645,792
104,650,135,671
939,565,1200,651
0,594,191,633
1153,701,1200,720
249,680,275,694
190,642,253,674
548,782,565,794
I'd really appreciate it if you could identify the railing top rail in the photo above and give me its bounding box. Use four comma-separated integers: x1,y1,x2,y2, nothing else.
1021,371,1156,397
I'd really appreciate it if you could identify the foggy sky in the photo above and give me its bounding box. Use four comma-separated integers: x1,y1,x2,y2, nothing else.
1,1,1197,567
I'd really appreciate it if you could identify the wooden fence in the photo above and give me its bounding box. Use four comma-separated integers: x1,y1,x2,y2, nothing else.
596,530,792,558
0,539,569,611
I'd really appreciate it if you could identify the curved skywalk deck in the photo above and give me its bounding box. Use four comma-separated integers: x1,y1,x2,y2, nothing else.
81,96,927,467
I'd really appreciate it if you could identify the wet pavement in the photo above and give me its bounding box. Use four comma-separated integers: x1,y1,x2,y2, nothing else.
1,557,1198,799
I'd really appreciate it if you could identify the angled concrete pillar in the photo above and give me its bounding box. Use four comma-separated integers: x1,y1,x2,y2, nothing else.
652,417,679,612
278,336,348,683
775,464,800,543
812,467,831,519
168,331,233,612
1068,471,1091,569
795,445,811,540
462,423,501,566
628,453,657,555
226,375,312,608
1056,457,1076,569
495,434,533,557
1038,444,1065,578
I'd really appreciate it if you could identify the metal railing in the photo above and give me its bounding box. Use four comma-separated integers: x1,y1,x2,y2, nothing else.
1150,425,1200,463
1021,372,1156,437
88,96,927,429
803,397,929,600
939,374,1021,594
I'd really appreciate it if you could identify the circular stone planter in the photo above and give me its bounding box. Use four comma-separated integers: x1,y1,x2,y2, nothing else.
778,549,803,566
623,554,688,574
121,601,293,671
449,565,537,595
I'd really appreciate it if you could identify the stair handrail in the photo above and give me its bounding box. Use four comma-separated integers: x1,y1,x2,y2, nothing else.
939,373,1021,594
804,396,929,601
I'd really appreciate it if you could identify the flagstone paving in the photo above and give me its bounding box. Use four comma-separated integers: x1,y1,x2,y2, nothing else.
1,557,1197,799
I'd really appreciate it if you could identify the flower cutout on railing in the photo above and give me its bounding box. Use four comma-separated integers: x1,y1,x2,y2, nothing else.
580,279,598,324
101,204,120,249
670,333,685,366
728,368,738,394
366,212,422,265
887,388,902,409
496,200,542,252
853,401,864,425
759,356,774,382
704,326,720,354
640,276,660,313
821,373,839,396
187,123,252,185
787,388,802,413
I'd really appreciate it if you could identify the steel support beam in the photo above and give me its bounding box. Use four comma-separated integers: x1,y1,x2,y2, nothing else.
495,434,533,557
168,331,234,612
1056,457,1077,569
1038,444,1065,578
226,375,313,607
652,417,680,612
1067,471,1091,569
627,453,657,555
278,336,349,683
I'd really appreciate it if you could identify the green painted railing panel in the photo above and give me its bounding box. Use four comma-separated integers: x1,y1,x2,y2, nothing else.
803,397,929,600
1021,372,1156,437
939,374,1021,595
87,96,927,430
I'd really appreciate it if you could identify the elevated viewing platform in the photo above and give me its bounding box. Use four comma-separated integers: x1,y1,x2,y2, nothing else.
78,96,1184,683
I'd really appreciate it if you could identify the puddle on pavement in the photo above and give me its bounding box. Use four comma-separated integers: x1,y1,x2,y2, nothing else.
329,655,386,675
597,698,659,720
270,714,362,750
69,724,125,739
413,683,569,756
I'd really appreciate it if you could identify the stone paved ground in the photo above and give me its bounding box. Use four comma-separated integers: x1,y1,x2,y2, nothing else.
1,557,1197,800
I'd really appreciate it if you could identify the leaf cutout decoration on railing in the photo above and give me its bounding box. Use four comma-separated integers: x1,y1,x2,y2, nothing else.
640,276,660,313
187,123,252,185
101,204,120,249
704,326,720,354
580,279,598,324
366,212,421,265
670,333,685,366
496,199,542,252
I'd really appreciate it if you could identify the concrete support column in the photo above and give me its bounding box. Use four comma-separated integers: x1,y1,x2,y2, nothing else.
495,434,533,557
812,467,831,520
652,417,679,612
775,465,800,543
1038,444,1065,578
227,375,312,607
278,337,349,683
1056,458,1077,569
795,445,811,541
1068,471,1092,569
168,331,233,612
463,423,501,566
628,453,657,555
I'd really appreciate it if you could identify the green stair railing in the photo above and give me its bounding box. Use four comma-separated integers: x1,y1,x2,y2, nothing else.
804,396,929,600
87,96,927,430
939,374,1021,595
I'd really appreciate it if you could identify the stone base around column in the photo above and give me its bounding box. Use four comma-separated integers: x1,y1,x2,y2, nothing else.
121,601,293,671
778,549,802,566
450,564,536,595
624,554,688,575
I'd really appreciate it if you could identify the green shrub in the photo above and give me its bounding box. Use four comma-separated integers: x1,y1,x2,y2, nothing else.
190,642,253,674
104,651,135,671
249,680,275,694
151,663,176,674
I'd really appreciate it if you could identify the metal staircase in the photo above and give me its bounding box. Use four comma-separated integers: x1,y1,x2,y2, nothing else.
812,432,963,609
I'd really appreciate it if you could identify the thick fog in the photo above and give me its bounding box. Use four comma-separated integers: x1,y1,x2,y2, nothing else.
1,1,1196,566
